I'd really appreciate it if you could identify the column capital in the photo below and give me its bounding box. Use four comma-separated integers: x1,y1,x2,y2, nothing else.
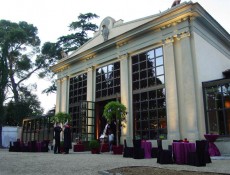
87,66,95,72
56,79,62,83
118,53,129,61
176,31,190,40
62,76,69,81
162,37,174,45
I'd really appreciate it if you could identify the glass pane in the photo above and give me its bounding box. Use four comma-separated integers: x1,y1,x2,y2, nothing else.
140,70,147,79
96,76,100,83
157,88,166,98
108,64,113,72
132,64,139,73
225,109,230,135
156,75,164,84
155,47,163,57
140,62,146,71
156,56,163,66
114,62,120,70
132,55,138,64
147,50,155,60
114,70,120,78
149,110,157,119
149,100,157,109
133,73,139,81
139,53,146,62
102,66,107,73
207,111,219,134
156,66,164,75
108,72,113,79
96,83,101,90
149,91,156,99
147,59,154,69
217,110,225,135
140,79,147,88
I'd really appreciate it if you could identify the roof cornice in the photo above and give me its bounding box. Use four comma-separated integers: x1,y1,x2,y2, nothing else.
51,2,229,73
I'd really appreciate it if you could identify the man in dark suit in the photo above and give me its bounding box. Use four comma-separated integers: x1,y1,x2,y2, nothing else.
63,122,72,154
54,123,62,154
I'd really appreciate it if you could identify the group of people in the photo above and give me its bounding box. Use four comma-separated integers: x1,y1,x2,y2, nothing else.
53,122,72,154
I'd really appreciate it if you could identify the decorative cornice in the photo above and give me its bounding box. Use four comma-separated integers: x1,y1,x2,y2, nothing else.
160,17,190,31
116,41,128,48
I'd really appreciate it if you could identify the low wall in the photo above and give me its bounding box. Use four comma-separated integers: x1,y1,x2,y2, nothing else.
1,126,22,148
216,140,230,155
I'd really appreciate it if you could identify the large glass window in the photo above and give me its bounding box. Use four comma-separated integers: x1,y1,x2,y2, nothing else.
96,62,120,100
203,79,230,136
132,46,167,140
69,73,87,140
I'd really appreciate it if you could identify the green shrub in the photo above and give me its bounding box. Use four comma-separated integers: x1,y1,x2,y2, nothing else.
89,140,100,149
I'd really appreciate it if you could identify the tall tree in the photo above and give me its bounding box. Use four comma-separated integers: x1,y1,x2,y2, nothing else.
57,13,99,53
0,20,41,104
40,13,99,94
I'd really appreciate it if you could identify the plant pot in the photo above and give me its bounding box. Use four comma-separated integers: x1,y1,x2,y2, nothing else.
113,145,123,155
91,148,100,154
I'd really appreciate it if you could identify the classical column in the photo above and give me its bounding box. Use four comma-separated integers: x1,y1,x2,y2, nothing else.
87,67,94,102
176,31,199,141
87,67,94,140
162,37,181,141
119,54,132,144
55,79,62,113
60,76,69,113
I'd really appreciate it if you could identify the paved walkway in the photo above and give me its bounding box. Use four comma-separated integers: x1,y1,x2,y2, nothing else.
0,149,230,175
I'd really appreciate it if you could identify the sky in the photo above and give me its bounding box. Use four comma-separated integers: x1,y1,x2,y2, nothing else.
0,0,229,113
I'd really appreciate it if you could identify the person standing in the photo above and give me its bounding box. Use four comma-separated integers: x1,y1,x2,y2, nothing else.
63,122,72,154
54,123,62,154
108,129,114,152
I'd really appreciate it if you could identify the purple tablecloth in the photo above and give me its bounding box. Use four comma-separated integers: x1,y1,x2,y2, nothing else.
172,142,196,164
204,134,221,156
36,142,42,152
141,141,152,158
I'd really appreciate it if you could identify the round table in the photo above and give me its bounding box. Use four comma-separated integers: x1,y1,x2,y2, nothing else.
204,134,221,156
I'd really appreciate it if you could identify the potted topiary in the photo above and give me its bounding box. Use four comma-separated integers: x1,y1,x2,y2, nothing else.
51,112,72,125
89,139,100,154
103,101,127,154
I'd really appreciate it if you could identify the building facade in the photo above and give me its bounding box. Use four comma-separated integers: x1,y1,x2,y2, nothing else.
51,2,230,153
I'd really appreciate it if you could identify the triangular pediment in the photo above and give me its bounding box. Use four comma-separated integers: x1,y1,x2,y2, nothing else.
66,14,160,59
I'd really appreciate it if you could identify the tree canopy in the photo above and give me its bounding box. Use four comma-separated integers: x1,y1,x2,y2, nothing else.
0,20,43,125
0,12,99,126
40,13,99,94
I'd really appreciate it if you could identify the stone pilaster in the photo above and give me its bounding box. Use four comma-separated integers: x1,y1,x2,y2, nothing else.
119,54,132,144
87,67,94,140
175,31,199,141
60,76,69,113
162,37,181,141
55,79,62,113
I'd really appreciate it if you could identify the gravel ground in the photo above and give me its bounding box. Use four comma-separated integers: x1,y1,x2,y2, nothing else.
0,149,230,175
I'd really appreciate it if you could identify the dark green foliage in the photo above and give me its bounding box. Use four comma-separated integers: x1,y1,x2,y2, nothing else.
89,139,100,149
40,13,99,94
103,101,127,123
59,13,99,53
103,101,127,146
50,112,71,124
0,19,41,104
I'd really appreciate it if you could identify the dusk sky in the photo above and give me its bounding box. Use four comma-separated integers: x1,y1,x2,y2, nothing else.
1,0,229,113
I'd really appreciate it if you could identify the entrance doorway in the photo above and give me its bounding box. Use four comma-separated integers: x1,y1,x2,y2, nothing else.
95,99,116,140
